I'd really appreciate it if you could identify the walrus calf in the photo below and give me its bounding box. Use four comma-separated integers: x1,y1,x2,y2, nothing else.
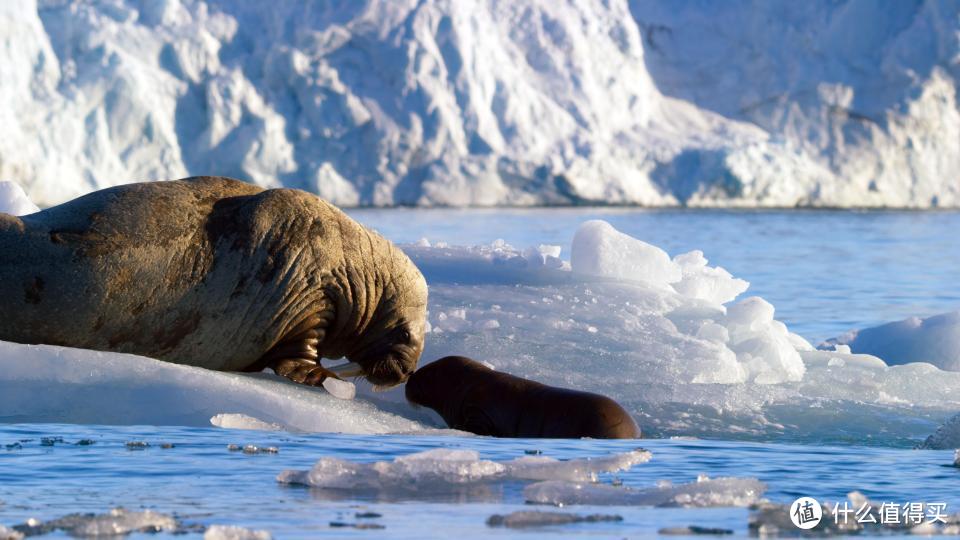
0,176,428,388
405,356,640,439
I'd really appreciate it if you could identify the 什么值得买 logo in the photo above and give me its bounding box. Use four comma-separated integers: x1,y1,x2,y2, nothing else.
789,497,823,529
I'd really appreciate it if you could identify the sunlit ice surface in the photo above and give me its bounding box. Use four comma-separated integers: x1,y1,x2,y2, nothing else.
2,203,960,537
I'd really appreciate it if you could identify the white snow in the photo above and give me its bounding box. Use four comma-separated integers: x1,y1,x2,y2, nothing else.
571,220,682,288
0,182,39,216
0,340,426,434
276,449,650,491
209,413,283,432
524,475,766,508
1,1,958,208
828,311,960,371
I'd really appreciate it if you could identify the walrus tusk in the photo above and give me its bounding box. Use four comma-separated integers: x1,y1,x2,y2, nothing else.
325,361,364,378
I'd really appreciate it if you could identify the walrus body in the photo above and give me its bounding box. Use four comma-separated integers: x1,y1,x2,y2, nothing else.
0,176,428,387
405,356,640,439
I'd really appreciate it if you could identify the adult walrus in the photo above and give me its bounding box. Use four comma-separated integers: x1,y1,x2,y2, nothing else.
406,356,640,439
0,176,428,388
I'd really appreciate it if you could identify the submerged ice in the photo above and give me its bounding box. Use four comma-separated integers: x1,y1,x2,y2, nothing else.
277,448,652,491
524,475,766,508
278,448,764,509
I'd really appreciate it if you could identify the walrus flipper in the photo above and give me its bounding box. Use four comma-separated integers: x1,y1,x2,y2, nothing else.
273,358,342,386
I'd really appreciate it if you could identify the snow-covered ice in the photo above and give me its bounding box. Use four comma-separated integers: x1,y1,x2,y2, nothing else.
1,209,960,443
277,448,651,492
0,340,426,434
524,475,766,508
2,1,959,208
828,311,960,371
209,414,283,432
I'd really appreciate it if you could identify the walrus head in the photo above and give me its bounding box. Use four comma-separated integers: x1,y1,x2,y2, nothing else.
322,235,429,389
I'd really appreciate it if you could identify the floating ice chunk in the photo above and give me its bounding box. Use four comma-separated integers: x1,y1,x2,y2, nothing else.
571,220,681,288
725,297,805,384
481,319,501,330
0,525,22,540
277,449,505,490
672,250,749,305
13,509,178,537
210,413,284,431
322,377,356,400
486,511,622,528
523,245,565,268
503,449,652,482
204,524,273,540
524,475,765,507
0,182,39,216
277,449,651,492
829,311,960,371
725,296,775,332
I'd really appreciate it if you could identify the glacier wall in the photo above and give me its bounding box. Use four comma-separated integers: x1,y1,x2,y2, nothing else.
2,0,958,208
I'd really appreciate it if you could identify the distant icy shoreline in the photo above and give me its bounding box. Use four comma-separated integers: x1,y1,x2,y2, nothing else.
2,0,958,208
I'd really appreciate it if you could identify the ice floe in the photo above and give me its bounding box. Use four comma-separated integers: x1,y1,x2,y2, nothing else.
11,508,178,537
277,448,651,492
394,220,960,443
828,311,960,371
1,209,958,444
204,525,272,540
0,340,426,434
524,475,765,508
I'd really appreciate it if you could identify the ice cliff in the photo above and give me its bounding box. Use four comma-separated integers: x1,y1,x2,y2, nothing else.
2,0,958,208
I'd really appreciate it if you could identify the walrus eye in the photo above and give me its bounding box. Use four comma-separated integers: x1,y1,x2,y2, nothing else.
400,329,411,343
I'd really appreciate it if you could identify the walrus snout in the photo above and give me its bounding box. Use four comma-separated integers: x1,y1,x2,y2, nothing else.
352,345,420,387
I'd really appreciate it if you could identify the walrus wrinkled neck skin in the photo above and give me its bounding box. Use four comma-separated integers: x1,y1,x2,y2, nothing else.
315,220,428,388
406,356,641,439
0,176,428,388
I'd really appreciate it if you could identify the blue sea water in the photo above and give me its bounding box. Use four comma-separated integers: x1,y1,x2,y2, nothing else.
1,424,958,539
2,209,959,538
